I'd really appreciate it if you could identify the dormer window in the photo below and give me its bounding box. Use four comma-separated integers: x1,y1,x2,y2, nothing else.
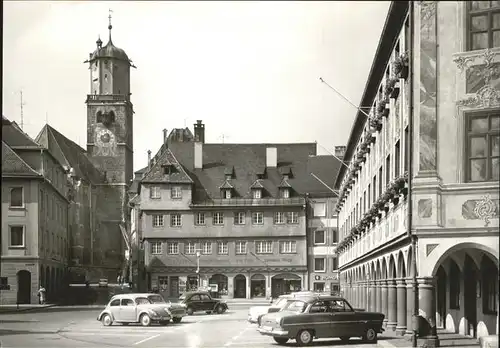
225,174,232,180
219,179,234,199
283,174,289,180
252,189,262,199
162,164,176,175
280,188,290,199
223,189,232,199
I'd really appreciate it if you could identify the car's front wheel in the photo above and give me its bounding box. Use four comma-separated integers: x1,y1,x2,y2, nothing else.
296,329,313,346
101,314,113,327
363,328,378,343
216,305,224,314
172,317,182,323
140,314,151,327
273,337,289,345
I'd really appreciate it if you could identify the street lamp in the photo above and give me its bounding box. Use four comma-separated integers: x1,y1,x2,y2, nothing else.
196,251,201,289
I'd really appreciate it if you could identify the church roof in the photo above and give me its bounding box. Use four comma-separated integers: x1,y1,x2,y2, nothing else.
90,39,130,63
35,124,104,185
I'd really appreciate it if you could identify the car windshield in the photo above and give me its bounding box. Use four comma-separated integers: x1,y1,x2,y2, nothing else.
283,300,307,313
274,298,287,307
135,297,152,305
148,295,166,304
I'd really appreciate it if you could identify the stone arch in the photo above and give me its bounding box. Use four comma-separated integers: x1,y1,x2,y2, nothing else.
388,254,397,278
234,274,247,299
381,257,388,279
407,245,416,277
427,242,498,277
397,251,406,278
376,259,382,280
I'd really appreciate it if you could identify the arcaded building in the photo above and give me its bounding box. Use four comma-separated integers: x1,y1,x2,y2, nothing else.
335,1,498,345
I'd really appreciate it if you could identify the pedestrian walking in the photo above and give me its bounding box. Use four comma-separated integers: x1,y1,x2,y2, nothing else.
38,286,46,305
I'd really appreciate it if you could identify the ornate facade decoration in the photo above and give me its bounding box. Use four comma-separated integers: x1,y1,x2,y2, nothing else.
419,1,437,22
455,49,500,111
473,194,497,227
426,243,438,256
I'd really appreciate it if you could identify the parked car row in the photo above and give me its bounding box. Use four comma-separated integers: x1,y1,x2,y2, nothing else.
97,291,228,327
251,293,385,346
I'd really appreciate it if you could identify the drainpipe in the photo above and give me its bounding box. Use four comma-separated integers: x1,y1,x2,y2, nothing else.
408,1,418,347
90,184,93,268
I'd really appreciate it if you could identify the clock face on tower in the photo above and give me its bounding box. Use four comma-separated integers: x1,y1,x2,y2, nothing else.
95,127,116,157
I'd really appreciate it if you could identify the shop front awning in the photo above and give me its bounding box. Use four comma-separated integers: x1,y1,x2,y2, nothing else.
272,273,301,281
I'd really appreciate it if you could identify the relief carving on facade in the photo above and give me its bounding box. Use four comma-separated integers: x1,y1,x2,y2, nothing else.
426,243,438,256
418,198,433,218
419,1,437,22
461,195,500,226
454,49,500,111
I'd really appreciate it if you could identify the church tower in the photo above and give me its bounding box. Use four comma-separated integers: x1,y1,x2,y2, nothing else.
85,14,134,185
84,14,135,275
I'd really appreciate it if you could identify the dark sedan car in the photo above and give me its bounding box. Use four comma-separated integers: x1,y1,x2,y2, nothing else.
179,291,228,315
257,295,384,346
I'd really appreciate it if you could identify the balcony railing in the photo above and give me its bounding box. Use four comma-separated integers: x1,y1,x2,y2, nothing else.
86,94,130,103
190,197,306,208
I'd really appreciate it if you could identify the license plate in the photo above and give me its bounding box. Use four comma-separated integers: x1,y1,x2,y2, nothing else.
262,326,273,332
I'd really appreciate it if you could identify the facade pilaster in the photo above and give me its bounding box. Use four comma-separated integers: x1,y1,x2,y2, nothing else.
417,277,440,347
380,280,388,327
359,281,365,309
405,278,415,336
395,278,407,336
387,279,397,331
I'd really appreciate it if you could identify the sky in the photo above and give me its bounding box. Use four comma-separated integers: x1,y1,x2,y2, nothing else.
3,1,390,172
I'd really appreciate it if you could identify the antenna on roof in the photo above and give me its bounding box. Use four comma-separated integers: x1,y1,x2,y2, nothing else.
19,90,26,130
218,133,229,144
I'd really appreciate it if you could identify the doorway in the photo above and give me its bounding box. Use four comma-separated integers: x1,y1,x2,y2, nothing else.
234,274,246,298
17,270,31,304
436,266,447,329
250,274,266,298
464,255,478,338
169,276,179,298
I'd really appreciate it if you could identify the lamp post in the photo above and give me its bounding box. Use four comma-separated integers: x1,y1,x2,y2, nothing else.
196,251,201,289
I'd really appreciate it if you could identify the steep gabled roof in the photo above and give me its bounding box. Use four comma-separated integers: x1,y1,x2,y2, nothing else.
278,177,292,188
2,141,41,177
305,155,342,196
249,179,265,189
142,147,193,184
168,142,324,202
2,117,42,149
219,180,234,189
35,124,104,184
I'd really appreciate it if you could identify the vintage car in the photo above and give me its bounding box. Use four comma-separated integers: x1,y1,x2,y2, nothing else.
146,293,187,323
179,291,228,315
248,291,317,324
97,293,181,326
257,295,385,346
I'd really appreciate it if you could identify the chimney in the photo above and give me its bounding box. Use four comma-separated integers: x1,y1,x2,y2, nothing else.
163,129,168,145
266,147,277,168
147,150,152,171
194,120,205,143
194,142,203,169
334,146,346,159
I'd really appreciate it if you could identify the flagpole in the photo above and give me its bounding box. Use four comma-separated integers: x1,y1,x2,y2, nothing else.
319,77,373,120
310,173,339,196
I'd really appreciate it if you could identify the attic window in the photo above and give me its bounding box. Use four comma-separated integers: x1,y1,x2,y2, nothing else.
222,189,232,199
225,174,232,180
256,173,265,179
252,189,262,199
283,174,289,180
280,188,290,199
163,165,175,175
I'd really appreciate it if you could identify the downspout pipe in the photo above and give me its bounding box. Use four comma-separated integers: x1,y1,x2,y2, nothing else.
408,1,418,347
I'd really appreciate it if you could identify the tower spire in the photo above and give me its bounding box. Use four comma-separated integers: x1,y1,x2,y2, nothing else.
108,8,113,43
